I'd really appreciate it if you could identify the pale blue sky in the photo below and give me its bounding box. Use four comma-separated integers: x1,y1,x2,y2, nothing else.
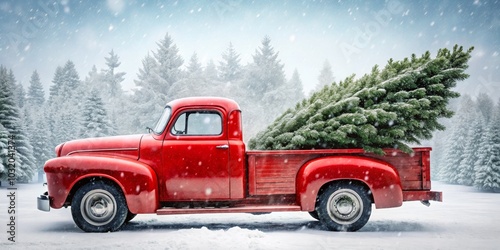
0,0,498,97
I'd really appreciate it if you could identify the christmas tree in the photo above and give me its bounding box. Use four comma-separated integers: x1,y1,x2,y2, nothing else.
249,45,473,154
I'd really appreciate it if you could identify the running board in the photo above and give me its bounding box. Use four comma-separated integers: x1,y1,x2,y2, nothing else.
157,205,301,215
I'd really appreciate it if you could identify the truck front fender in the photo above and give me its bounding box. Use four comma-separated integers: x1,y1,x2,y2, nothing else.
44,156,158,214
296,156,403,211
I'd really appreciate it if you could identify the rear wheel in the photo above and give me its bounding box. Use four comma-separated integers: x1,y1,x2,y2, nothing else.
308,211,319,220
316,183,372,232
71,180,128,232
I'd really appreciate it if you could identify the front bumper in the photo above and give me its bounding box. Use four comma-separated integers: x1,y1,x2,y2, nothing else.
37,192,50,212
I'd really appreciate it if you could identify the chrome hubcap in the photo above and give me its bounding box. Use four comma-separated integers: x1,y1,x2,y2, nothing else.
81,189,116,226
327,189,363,225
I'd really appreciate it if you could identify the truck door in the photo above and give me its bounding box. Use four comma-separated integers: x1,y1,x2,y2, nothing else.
162,109,230,201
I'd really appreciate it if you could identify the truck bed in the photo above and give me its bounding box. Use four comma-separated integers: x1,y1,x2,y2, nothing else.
247,147,432,196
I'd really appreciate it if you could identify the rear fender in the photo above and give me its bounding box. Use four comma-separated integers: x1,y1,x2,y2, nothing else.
44,155,158,214
296,156,403,211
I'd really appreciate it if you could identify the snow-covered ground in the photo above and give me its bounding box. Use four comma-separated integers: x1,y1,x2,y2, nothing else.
1,182,499,249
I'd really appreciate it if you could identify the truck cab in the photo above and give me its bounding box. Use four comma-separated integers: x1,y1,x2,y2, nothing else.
150,97,247,201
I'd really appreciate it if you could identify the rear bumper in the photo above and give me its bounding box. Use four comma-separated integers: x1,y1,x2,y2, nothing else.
403,190,442,202
37,192,50,212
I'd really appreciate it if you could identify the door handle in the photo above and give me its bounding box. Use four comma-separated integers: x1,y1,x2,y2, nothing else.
216,145,229,149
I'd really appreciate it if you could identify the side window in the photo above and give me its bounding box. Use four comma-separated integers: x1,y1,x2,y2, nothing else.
171,111,222,136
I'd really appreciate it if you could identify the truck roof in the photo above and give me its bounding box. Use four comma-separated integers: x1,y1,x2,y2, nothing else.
166,96,241,113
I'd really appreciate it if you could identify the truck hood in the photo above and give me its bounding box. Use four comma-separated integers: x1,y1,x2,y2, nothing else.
57,134,143,159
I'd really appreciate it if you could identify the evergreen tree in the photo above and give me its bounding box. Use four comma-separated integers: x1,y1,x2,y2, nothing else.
315,59,335,91
249,45,474,154
48,66,63,103
103,49,126,98
0,124,22,182
457,107,484,185
100,50,126,134
204,59,219,82
186,52,203,76
46,60,82,149
474,102,500,192
241,36,290,138
245,36,287,102
83,65,102,90
130,54,164,133
474,125,493,189
204,59,231,97
15,117,36,182
48,60,80,103
80,90,113,138
0,125,23,182
25,111,51,182
439,95,476,183
286,69,305,107
46,66,64,150
57,111,79,140
13,82,26,109
476,92,494,123
218,42,242,83
0,66,36,182
430,130,447,180
27,70,46,106
216,43,246,102
0,124,8,179
60,60,80,98
171,52,206,98
431,96,460,179
129,33,184,133
153,33,184,100
44,104,58,151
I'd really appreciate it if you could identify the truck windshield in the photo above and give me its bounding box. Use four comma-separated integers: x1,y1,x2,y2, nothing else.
153,106,172,134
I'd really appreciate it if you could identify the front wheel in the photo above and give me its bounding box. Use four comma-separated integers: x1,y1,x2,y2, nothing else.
316,183,372,232
125,211,137,223
71,180,128,232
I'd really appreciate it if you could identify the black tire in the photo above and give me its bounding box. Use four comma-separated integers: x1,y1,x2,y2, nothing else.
308,211,320,220
316,182,372,232
125,211,137,223
71,180,128,232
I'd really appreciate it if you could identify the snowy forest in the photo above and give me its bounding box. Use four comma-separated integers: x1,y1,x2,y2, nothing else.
0,32,499,192
432,93,500,192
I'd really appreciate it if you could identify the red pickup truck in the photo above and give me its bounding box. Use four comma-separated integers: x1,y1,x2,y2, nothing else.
38,97,442,232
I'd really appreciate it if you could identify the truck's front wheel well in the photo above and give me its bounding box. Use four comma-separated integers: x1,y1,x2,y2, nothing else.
65,176,123,207
315,180,374,208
